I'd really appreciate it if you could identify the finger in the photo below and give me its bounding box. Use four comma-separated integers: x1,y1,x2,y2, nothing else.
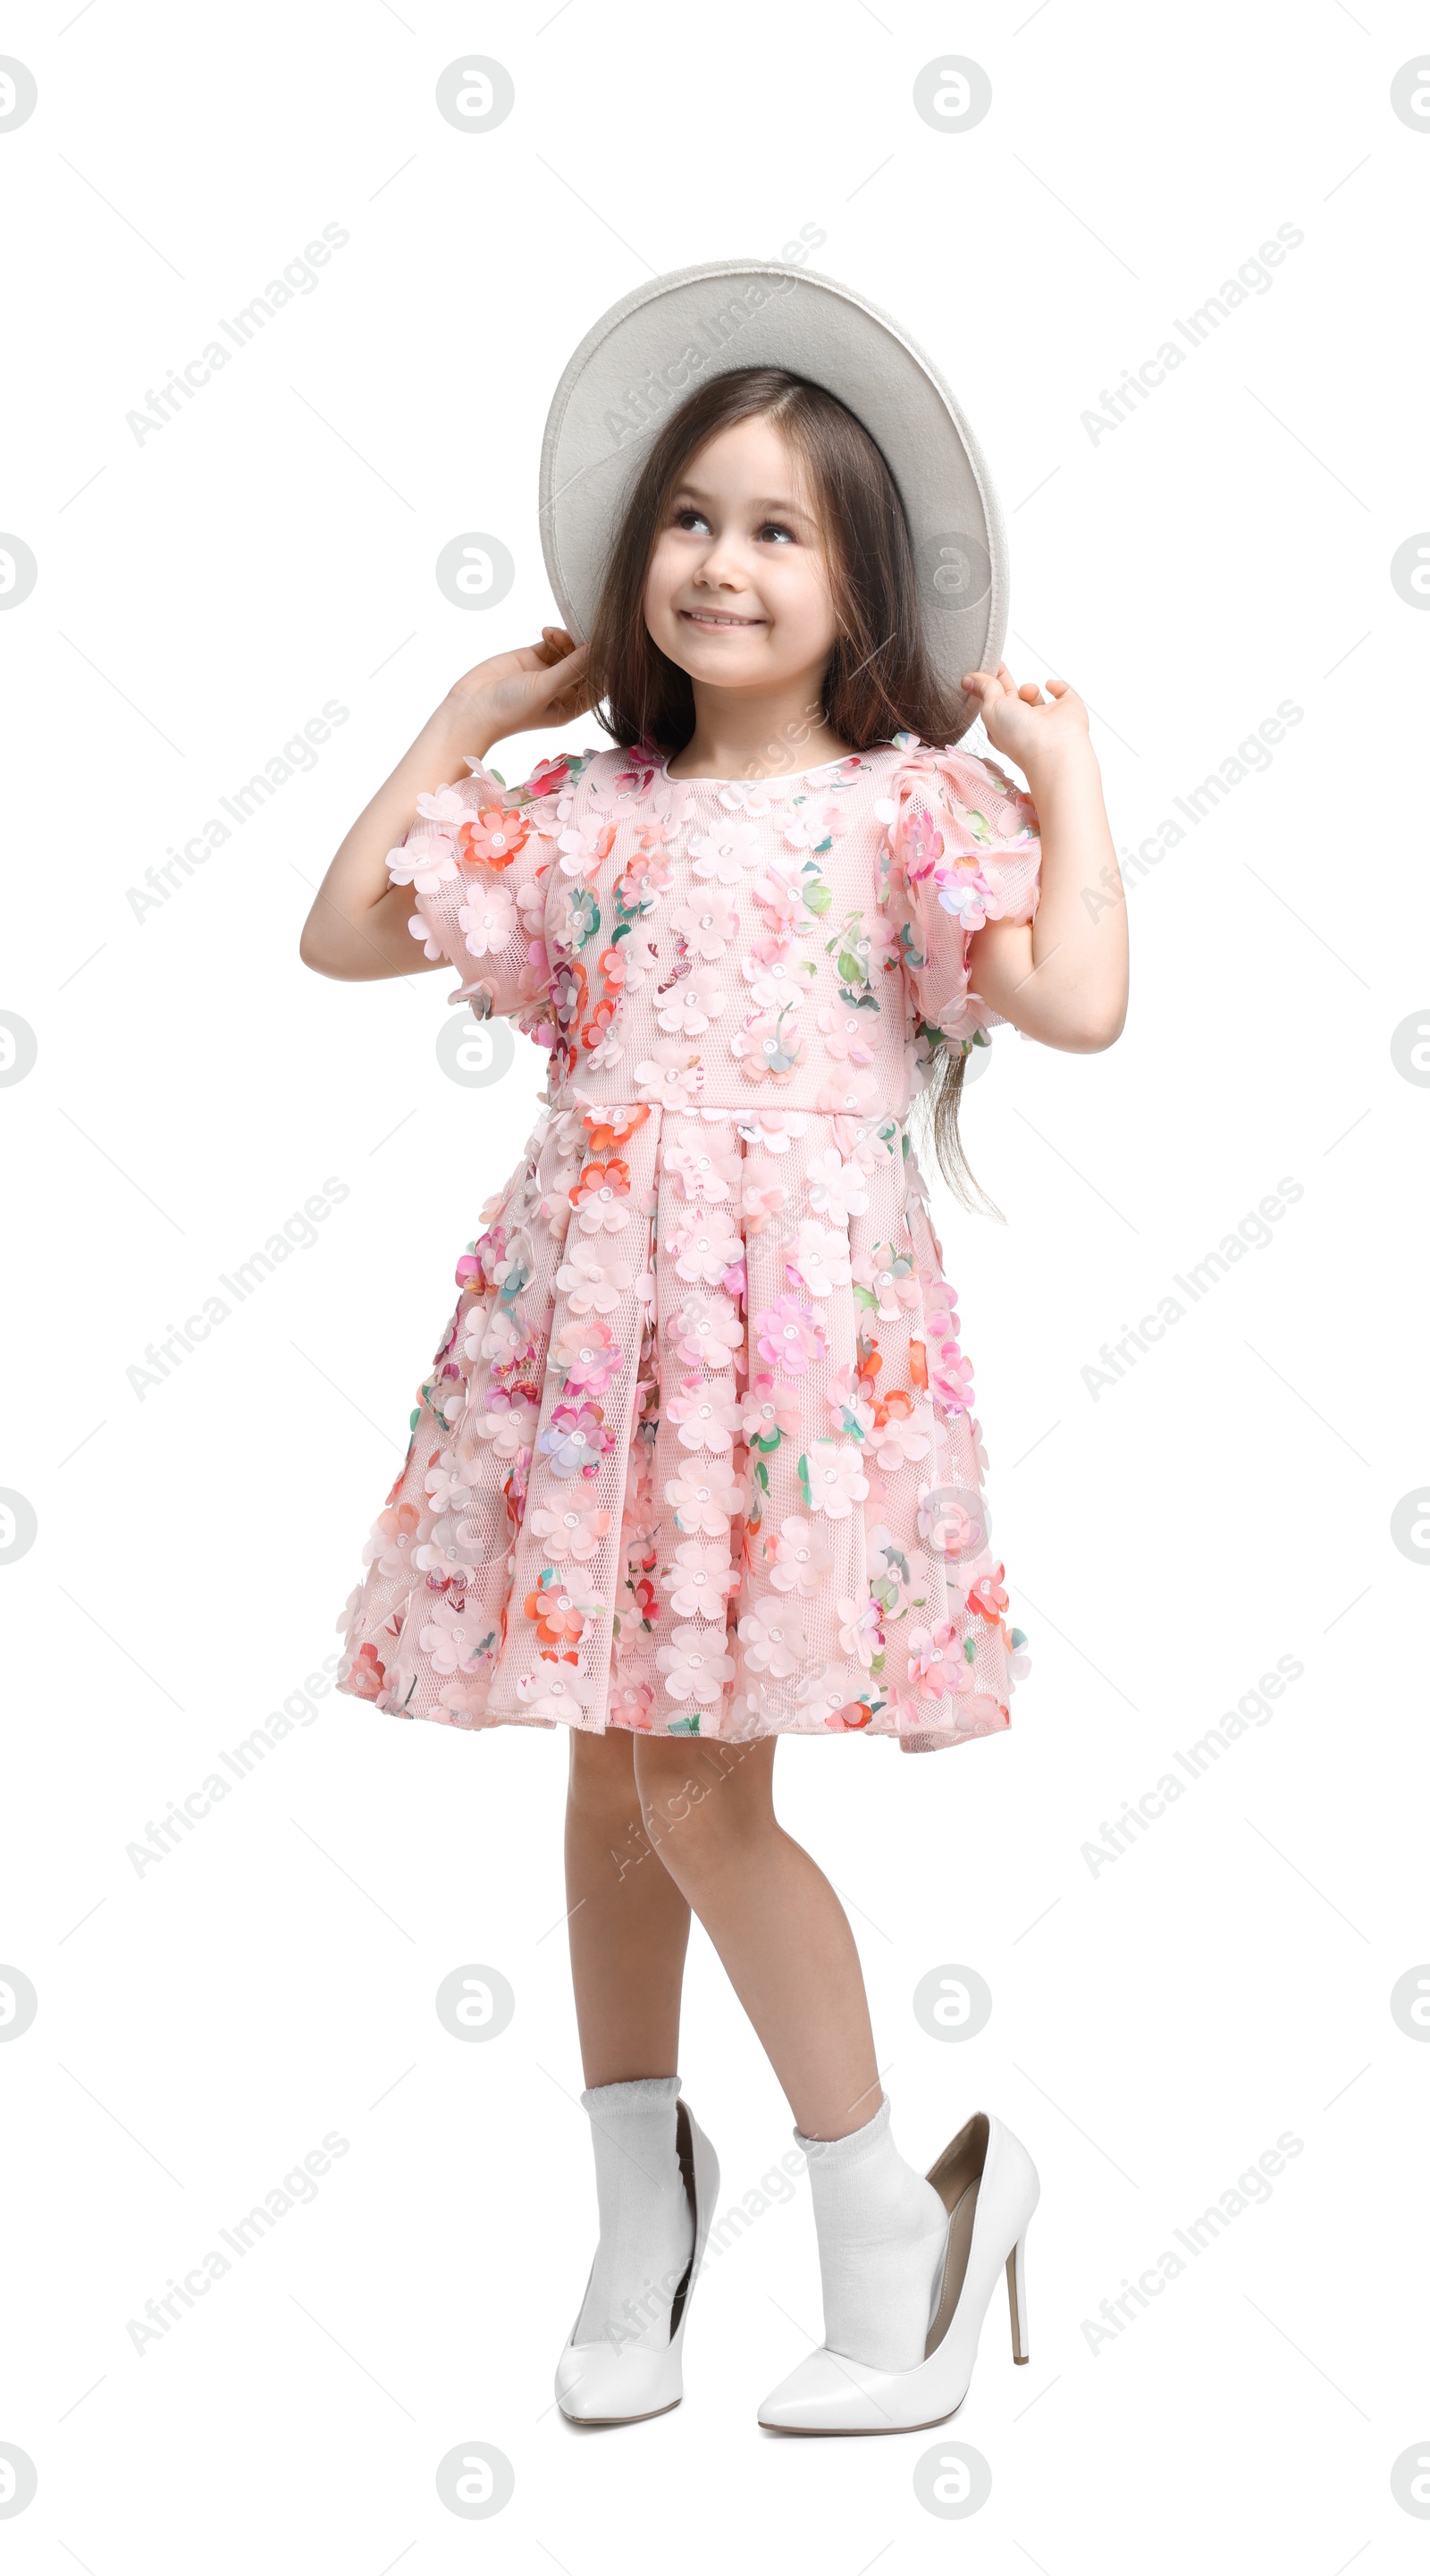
534,632,585,669
1018,682,1044,703
1044,678,1071,698
535,640,589,684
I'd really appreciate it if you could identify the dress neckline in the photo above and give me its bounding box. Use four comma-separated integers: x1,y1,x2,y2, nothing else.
652,740,905,792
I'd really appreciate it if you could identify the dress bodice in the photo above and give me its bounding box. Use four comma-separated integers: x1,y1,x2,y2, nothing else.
394,732,1042,1121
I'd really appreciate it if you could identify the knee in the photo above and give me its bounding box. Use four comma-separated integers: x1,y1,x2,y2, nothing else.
633,1740,774,1883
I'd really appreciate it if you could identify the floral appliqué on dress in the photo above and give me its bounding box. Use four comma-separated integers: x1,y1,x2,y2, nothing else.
336,732,1041,1753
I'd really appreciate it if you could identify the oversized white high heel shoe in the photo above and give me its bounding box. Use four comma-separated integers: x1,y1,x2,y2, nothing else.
555,2096,720,2426
758,2109,1038,2435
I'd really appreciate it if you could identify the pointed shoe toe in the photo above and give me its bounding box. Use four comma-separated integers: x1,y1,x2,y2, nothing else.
554,2335,683,2426
758,2344,904,2433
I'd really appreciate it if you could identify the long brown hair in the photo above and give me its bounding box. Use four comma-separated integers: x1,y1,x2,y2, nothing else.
584,365,997,1213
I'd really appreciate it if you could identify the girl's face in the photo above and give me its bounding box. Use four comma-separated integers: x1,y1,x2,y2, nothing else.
642,415,839,699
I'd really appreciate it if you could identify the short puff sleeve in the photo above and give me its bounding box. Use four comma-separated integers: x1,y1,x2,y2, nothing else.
389,752,576,1025
877,736,1041,1051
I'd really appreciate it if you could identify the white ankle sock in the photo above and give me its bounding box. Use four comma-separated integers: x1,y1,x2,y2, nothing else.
573,2076,695,2352
795,2093,949,2371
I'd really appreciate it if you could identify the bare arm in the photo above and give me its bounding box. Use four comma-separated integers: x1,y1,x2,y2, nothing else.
960,664,1128,1054
299,628,593,981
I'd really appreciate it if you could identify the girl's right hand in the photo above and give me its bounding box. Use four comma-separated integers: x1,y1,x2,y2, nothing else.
443,626,593,755
300,627,593,983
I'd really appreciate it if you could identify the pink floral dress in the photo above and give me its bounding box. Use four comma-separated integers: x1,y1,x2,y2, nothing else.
335,731,1041,1753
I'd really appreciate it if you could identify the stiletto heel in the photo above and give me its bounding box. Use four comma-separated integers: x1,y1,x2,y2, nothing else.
758,2110,1040,2434
1006,2231,1030,2363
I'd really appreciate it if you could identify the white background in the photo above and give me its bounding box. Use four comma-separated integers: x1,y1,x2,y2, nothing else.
3,1,1427,2566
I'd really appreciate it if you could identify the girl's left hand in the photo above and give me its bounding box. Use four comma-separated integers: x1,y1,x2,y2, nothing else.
962,663,1092,774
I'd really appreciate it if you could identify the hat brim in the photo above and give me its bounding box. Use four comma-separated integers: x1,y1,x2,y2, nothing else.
539,258,1006,745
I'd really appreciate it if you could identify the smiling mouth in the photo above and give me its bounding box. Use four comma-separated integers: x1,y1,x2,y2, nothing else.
678,609,765,629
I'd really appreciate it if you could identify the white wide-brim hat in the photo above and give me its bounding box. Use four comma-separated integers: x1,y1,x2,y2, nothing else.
539,258,1006,743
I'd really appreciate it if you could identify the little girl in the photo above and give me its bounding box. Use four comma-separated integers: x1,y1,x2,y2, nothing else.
302,321,1126,2435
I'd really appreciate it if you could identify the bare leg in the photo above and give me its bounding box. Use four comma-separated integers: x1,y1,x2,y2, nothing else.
632,1735,879,2142
564,1729,934,2401
564,1727,694,2085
